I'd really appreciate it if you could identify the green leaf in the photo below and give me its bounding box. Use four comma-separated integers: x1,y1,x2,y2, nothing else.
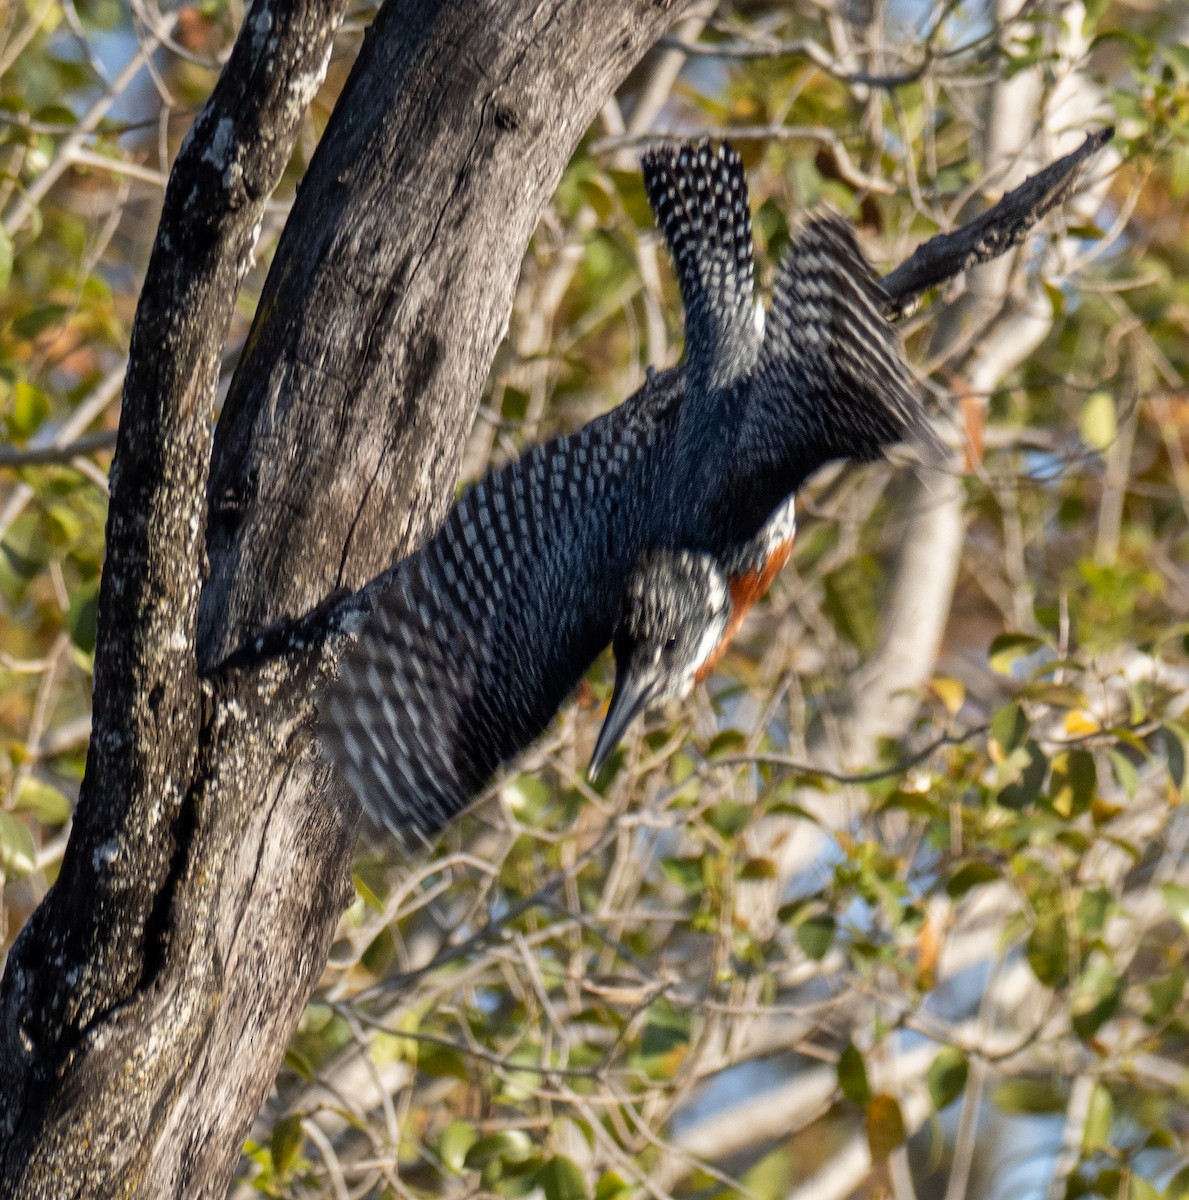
927,1048,968,1111
1166,1164,1189,1200
796,913,835,960
999,741,1047,809
946,860,1000,899
607,168,653,228
0,512,51,591
1081,1083,1112,1152
988,633,1047,676
1071,953,1122,1040
991,703,1029,755
992,1078,1065,1114
13,777,72,824
576,179,613,223
838,1043,872,1104
738,856,778,881
1078,886,1111,935
0,226,12,294
9,381,49,439
464,1130,534,1170
1158,725,1186,791
639,998,690,1061
439,1120,478,1173
1049,749,1096,818
659,855,703,893
707,800,752,838
705,729,747,759
1160,883,1189,933
1026,914,1069,988
0,812,36,877
270,1114,304,1177
502,773,551,815
67,580,100,655
1043,279,1065,320
822,556,881,654
13,304,68,340
282,1047,315,1080
536,1155,588,1200
594,1171,633,1200
1146,964,1185,1022
34,104,79,127
1107,749,1138,797
417,1043,471,1080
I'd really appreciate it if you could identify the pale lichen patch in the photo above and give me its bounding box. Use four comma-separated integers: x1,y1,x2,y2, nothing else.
203,117,236,169
287,42,333,116
92,838,119,872
249,1,273,58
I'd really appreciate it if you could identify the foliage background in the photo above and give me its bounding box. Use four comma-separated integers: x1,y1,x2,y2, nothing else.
3,0,1189,1197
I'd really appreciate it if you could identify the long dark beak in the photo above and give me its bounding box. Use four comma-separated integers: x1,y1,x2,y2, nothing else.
589,665,656,780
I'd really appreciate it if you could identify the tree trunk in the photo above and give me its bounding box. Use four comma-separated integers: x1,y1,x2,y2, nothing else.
0,2,687,1196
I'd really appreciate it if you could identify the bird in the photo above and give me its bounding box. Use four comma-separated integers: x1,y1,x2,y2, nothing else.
319,139,939,844
319,368,687,841
588,145,940,777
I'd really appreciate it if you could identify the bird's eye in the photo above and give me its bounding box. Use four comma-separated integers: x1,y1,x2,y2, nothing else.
664,636,678,653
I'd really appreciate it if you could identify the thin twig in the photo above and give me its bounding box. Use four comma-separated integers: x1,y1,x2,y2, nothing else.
0,430,118,469
710,725,987,786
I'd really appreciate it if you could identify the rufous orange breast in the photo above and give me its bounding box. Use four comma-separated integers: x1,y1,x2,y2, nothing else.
695,533,795,682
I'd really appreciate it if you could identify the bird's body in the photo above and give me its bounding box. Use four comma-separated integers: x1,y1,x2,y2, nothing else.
589,148,940,772
321,372,686,838
322,139,940,841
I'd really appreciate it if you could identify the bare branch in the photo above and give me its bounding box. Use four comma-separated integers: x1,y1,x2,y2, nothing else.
881,127,1115,313
658,32,932,89
0,431,117,469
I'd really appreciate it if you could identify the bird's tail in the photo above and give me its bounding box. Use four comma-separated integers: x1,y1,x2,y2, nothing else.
642,140,757,390
752,209,944,470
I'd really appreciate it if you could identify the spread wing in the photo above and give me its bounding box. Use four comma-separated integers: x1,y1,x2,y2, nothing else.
723,210,943,544
642,140,758,394
319,382,679,843
643,140,760,533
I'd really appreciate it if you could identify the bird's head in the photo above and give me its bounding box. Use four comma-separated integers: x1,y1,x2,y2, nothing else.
589,549,731,778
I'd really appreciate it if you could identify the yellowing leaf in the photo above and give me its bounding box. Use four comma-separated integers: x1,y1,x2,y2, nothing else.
1050,749,1096,817
930,676,965,717
1064,710,1100,736
1080,390,1116,451
1081,1083,1113,1152
866,1093,907,1162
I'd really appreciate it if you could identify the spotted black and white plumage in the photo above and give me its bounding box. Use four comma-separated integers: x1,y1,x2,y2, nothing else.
596,196,943,769
320,378,681,841
642,140,758,393
642,141,760,521
720,209,943,548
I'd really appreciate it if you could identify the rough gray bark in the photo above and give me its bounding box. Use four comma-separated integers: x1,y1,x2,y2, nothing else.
0,2,688,1197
